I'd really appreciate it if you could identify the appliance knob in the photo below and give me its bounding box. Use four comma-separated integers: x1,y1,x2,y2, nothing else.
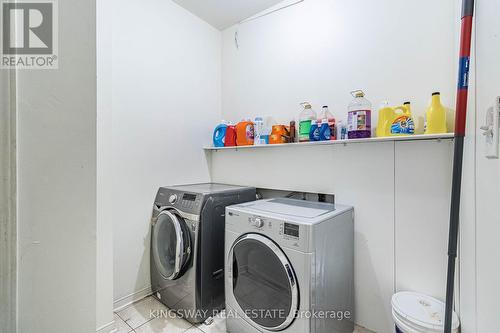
254,218,264,228
168,194,178,204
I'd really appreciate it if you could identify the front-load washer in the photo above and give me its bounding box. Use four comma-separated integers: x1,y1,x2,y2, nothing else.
225,198,354,333
151,183,256,324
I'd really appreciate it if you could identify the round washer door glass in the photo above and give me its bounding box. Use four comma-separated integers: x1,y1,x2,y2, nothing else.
152,211,191,280
230,234,299,331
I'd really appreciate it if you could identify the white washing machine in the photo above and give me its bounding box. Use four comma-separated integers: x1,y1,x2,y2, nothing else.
225,198,354,333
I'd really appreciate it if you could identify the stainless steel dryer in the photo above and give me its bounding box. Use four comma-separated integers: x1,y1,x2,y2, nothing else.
225,198,354,333
151,183,256,324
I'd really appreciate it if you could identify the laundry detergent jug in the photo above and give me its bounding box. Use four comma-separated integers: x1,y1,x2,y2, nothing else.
269,125,290,144
236,120,254,146
376,103,415,137
213,122,228,147
225,124,237,147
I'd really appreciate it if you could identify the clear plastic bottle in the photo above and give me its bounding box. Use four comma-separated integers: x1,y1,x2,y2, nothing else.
347,90,372,139
298,102,317,142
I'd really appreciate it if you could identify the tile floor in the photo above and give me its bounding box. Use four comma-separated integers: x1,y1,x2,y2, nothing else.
114,296,375,333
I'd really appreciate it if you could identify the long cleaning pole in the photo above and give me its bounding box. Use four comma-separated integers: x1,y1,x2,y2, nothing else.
444,0,475,332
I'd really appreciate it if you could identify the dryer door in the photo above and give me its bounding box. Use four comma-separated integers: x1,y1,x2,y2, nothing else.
229,233,299,331
152,210,191,280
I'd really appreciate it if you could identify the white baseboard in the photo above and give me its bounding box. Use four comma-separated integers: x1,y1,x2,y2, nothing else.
96,320,116,333
113,285,153,312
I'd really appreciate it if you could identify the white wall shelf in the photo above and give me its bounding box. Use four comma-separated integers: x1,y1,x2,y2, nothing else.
204,133,454,151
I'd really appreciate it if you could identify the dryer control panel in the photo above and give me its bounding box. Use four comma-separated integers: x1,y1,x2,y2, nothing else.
238,213,310,252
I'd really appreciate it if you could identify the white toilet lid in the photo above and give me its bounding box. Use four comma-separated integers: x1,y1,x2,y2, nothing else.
392,292,460,331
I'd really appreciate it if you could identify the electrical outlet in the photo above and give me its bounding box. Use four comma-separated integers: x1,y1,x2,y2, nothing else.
481,97,500,159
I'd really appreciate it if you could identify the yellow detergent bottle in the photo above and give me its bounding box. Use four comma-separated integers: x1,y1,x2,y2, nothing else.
376,102,415,137
425,92,447,134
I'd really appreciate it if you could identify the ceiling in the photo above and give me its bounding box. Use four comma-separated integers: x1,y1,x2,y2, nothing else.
173,0,286,30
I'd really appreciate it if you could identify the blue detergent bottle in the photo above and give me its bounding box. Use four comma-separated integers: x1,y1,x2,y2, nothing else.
213,122,228,147
319,119,331,141
309,120,320,141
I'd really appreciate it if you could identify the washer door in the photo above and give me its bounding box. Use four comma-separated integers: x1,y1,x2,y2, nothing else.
152,210,191,280
229,233,299,331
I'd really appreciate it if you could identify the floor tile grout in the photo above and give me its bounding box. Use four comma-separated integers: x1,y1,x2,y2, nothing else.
114,311,134,331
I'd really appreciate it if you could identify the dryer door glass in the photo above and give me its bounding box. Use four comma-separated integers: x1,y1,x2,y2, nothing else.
230,234,299,331
152,211,191,280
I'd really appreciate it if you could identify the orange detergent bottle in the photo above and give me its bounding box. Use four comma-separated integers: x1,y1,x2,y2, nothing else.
236,120,255,146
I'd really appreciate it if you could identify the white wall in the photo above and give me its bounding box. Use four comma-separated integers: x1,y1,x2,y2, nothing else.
16,0,97,332
110,0,221,308
97,0,115,330
218,0,460,331
474,2,500,331
222,0,458,125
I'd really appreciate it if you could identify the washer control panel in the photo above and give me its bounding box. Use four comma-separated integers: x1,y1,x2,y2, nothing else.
239,214,308,251
248,216,266,229
156,189,202,215
180,193,200,210
248,215,301,241
168,194,178,204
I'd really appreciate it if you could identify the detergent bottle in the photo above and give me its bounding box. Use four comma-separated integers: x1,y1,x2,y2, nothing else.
298,102,317,142
319,119,331,141
213,121,228,147
225,124,237,147
236,120,254,146
254,117,266,145
347,90,372,139
376,102,415,137
319,106,337,140
391,102,415,136
425,92,447,134
309,120,320,141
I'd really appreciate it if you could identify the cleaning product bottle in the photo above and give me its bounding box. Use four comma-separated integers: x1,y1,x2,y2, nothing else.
376,103,415,137
425,92,447,134
347,90,372,139
309,120,320,141
213,121,228,147
337,120,347,140
225,123,237,147
254,117,266,145
319,119,331,141
319,106,337,140
391,102,415,136
289,121,296,143
236,120,254,146
298,102,317,142
261,116,276,144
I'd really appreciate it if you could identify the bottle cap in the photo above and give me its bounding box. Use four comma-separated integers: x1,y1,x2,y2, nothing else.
323,106,328,108
432,92,441,96
301,102,312,109
404,101,411,105
351,90,365,98
322,119,328,124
